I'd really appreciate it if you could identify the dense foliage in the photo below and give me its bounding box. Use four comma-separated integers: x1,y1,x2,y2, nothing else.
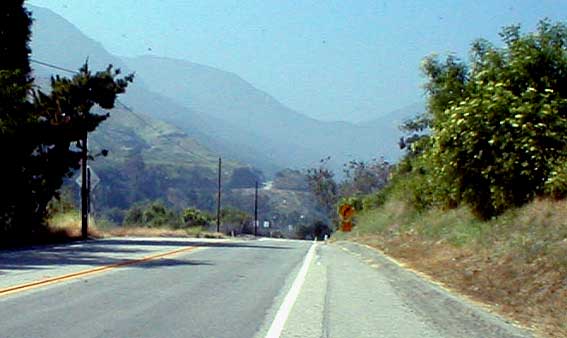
305,158,339,216
340,158,391,196
0,3,133,240
123,201,182,228
398,20,567,219
183,207,213,227
306,158,393,228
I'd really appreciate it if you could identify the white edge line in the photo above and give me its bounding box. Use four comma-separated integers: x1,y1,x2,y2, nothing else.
265,239,318,338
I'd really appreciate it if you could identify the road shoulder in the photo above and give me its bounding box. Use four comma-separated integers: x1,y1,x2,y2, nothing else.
334,240,534,338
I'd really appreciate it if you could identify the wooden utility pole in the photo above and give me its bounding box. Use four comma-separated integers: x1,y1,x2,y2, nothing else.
80,132,89,239
216,157,222,233
254,181,258,236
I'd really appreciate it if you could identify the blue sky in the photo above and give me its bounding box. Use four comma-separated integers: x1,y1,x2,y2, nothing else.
27,0,566,122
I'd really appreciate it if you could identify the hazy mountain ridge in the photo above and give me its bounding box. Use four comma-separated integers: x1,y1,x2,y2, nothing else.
124,55,409,172
30,5,413,176
28,5,321,223
25,4,425,229
29,5,285,175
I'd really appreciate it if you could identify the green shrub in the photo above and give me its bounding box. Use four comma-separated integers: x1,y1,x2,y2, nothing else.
123,201,181,228
182,207,213,228
420,21,567,219
545,160,567,199
362,193,386,210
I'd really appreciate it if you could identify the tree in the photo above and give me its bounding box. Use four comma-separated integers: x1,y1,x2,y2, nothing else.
124,201,181,228
0,1,32,83
0,2,134,240
0,1,34,237
421,20,567,218
340,158,392,196
221,207,252,234
306,158,338,216
182,207,213,227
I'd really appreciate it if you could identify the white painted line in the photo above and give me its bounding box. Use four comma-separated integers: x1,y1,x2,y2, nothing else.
265,240,318,338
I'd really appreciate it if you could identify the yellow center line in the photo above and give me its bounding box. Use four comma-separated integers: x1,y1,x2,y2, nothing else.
0,245,197,297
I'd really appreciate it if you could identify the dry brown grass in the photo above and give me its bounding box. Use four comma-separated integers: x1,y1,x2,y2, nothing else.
106,226,192,237
47,212,103,239
343,198,567,338
106,227,224,239
47,212,225,240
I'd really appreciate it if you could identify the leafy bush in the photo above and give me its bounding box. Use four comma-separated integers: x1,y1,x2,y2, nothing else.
419,20,567,219
544,159,567,199
182,207,213,227
123,201,181,228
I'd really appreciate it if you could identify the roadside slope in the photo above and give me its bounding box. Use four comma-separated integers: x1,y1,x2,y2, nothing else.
337,198,567,338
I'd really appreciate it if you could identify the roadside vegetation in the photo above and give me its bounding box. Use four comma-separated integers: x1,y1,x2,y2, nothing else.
305,21,566,338
0,2,133,246
47,200,225,240
335,198,566,337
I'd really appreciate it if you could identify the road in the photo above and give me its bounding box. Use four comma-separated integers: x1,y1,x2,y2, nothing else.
0,237,532,338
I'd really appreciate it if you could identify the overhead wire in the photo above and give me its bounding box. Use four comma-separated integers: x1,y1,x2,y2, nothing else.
29,58,200,157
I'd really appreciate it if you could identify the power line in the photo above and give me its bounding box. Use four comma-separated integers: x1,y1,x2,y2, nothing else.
30,58,200,157
30,58,77,74
115,100,200,157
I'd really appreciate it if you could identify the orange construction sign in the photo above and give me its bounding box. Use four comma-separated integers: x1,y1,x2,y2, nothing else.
338,203,356,232
341,220,353,232
339,204,355,220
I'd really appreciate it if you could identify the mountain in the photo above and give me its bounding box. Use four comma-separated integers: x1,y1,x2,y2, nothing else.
27,5,417,226
360,102,424,129
27,6,318,225
29,5,282,175
359,102,425,149
28,6,256,217
30,5,408,177
124,55,407,172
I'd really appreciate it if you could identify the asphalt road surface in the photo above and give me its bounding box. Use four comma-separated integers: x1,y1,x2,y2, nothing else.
0,237,532,338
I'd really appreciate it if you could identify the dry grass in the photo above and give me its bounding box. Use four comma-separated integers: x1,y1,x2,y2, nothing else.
47,212,225,240
47,211,103,238
339,198,567,338
106,226,224,239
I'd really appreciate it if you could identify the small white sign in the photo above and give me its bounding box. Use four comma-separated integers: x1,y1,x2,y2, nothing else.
263,221,270,228
75,166,101,189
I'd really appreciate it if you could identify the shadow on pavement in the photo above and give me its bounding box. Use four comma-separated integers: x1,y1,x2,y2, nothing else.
0,238,294,273
94,238,294,250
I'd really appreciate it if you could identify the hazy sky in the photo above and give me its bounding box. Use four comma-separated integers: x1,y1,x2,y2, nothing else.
27,0,566,122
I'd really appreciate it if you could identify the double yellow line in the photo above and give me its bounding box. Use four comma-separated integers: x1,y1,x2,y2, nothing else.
0,245,197,297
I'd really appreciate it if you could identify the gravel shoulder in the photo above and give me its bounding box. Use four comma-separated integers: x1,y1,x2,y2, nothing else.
280,241,533,338
333,241,534,338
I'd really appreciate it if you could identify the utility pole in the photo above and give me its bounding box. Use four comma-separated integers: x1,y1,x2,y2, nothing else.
80,132,89,240
216,157,222,233
254,181,258,236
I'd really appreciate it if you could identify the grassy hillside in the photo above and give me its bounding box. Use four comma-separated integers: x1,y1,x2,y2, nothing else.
90,106,229,170
85,106,249,217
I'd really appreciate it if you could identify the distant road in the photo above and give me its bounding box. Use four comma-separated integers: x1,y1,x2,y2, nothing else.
0,238,531,338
